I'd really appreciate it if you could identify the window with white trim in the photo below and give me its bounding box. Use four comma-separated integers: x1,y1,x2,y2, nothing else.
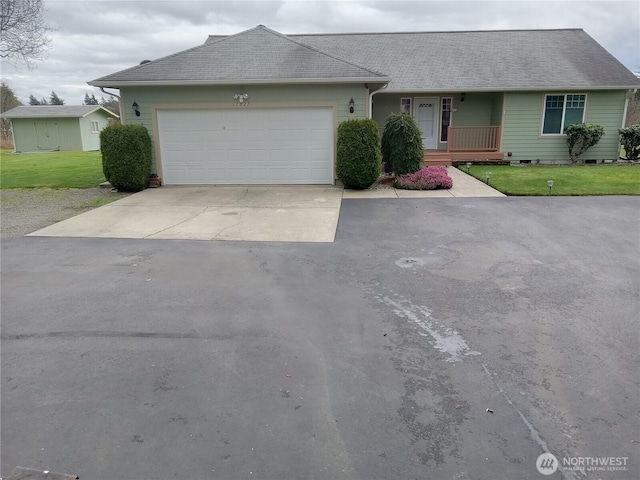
90,120,99,133
440,97,452,142
400,98,412,115
542,94,586,134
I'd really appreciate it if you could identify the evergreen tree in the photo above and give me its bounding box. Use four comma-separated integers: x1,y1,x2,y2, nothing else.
84,93,99,105
29,94,42,105
49,90,64,105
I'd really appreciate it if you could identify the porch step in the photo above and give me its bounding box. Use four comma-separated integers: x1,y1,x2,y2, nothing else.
423,151,452,166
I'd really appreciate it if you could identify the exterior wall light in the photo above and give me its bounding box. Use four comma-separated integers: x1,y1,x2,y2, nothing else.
349,98,355,114
233,93,249,105
132,101,140,117
547,180,554,195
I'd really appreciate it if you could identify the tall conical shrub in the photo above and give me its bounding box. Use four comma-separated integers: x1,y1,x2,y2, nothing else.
381,113,424,175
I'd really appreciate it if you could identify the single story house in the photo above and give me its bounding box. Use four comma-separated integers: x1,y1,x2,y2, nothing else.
88,26,640,185
3,105,119,153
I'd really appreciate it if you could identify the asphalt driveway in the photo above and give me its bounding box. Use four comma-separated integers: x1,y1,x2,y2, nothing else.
1,196,638,479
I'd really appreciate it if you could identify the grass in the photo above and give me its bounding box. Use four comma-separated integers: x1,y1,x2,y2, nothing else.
0,150,106,189
461,164,640,195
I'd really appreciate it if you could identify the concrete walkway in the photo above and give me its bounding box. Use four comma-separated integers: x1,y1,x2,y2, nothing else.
343,166,505,198
28,168,502,242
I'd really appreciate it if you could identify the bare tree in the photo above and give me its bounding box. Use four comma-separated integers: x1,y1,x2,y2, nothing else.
1,80,22,145
0,0,53,67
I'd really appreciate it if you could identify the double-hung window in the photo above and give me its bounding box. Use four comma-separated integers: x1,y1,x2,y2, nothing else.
542,94,586,134
90,121,99,133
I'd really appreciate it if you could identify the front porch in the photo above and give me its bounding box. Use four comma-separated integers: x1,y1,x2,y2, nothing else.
423,125,505,166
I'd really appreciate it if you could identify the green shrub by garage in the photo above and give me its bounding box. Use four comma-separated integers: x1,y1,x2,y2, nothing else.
100,124,152,191
381,113,424,175
336,119,381,189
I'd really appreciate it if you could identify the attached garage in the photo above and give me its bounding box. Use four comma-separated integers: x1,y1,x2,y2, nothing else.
88,25,391,185
157,107,335,185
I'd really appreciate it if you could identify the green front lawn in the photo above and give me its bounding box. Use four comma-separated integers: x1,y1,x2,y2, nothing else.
0,150,106,189
461,164,640,196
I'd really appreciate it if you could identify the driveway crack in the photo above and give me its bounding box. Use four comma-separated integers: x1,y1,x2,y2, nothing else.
222,187,249,206
212,217,243,240
143,206,208,238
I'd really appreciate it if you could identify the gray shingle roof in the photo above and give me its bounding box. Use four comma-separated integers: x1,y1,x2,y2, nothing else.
90,26,640,91
289,29,640,91
89,25,390,86
3,105,118,119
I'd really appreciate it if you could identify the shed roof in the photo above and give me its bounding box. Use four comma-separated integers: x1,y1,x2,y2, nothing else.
89,25,390,87
3,105,119,119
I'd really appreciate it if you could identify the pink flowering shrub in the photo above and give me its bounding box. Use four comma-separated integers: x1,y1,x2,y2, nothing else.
394,166,453,190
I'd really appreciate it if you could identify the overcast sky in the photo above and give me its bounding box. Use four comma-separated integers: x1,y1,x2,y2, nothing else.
2,0,639,105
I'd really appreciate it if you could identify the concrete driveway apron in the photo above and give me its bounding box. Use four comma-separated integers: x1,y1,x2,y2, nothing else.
28,186,344,243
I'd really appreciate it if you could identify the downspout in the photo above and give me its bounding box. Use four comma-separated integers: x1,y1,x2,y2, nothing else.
368,83,389,120
100,87,123,123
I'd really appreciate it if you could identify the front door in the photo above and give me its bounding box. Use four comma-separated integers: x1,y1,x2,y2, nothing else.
415,98,438,149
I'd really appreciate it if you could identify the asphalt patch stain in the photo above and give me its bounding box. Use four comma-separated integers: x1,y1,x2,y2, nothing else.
294,405,302,410
131,434,144,443
154,372,179,392
2,331,201,340
169,416,188,425
222,454,231,461
280,389,291,398
366,286,466,466
395,248,459,269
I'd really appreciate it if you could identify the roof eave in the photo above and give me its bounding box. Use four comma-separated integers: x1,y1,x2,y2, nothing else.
384,85,640,93
88,76,392,88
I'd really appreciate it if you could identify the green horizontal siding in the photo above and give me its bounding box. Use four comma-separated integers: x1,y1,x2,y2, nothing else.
502,90,627,163
120,84,366,170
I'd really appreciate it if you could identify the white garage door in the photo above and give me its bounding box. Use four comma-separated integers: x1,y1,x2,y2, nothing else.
157,107,334,185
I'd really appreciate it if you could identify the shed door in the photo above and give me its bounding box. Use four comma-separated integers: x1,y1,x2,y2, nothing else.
34,121,60,150
157,107,334,185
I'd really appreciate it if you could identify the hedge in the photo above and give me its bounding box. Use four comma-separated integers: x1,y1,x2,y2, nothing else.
336,119,381,189
100,124,152,191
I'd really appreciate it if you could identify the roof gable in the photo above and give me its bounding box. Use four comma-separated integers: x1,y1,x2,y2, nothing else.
90,25,389,86
3,105,119,119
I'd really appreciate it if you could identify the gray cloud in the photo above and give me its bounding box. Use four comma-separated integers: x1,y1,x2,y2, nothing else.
1,0,638,105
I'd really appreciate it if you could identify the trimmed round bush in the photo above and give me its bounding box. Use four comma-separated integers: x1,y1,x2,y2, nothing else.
336,119,381,189
394,166,453,190
381,113,424,175
100,124,152,192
